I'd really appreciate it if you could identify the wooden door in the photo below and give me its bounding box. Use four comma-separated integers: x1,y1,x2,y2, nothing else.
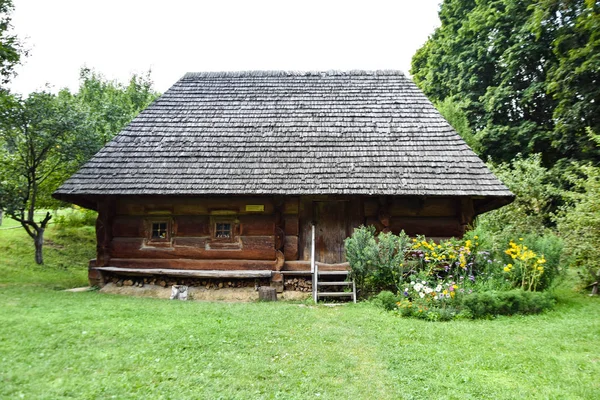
314,201,348,264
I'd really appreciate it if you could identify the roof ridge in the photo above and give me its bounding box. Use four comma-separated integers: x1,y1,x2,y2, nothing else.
182,70,406,79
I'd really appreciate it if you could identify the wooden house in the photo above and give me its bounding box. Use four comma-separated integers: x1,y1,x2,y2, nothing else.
54,70,513,295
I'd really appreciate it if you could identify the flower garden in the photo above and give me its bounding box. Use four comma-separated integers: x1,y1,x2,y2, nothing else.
345,226,558,320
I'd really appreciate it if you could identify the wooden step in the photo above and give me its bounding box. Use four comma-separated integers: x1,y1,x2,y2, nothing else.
317,270,349,276
317,292,354,297
317,281,352,286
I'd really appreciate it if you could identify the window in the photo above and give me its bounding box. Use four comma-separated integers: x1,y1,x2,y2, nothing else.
208,215,241,250
146,219,172,246
215,222,232,238
151,222,168,239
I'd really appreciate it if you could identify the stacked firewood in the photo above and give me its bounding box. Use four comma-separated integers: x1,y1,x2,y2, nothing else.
283,277,312,292
106,275,269,290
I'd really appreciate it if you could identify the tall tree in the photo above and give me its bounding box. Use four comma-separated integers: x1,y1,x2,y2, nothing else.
411,0,559,164
0,70,159,263
0,91,88,264
0,0,26,87
76,68,158,147
536,0,600,163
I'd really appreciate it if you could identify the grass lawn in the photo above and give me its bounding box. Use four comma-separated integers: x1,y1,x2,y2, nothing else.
1,217,599,399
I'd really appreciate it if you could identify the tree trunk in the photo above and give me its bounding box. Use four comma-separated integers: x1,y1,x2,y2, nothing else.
0,209,3,226
34,228,45,265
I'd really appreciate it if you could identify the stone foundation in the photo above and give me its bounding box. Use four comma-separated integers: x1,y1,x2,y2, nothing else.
98,273,311,302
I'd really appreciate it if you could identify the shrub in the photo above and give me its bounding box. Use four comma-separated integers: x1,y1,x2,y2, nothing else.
373,291,399,311
478,154,557,236
54,207,97,228
345,226,411,296
461,290,555,319
556,163,600,290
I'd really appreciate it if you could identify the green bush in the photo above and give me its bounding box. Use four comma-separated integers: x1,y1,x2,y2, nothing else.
54,207,97,228
461,290,555,319
345,226,411,296
373,291,399,311
556,163,600,290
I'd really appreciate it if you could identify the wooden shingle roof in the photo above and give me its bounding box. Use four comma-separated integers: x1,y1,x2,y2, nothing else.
54,70,513,202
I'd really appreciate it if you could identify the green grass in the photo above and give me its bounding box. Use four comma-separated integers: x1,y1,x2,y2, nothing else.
1,215,599,399
0,210,92,289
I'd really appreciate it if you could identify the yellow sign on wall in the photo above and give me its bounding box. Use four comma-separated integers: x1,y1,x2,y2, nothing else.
245,205,265,212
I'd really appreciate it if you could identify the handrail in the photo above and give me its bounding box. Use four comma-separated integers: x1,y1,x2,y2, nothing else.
311,224,317,303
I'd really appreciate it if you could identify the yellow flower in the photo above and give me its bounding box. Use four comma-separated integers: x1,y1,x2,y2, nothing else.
474,236,479,240
503,266,511,272
519,238,524,241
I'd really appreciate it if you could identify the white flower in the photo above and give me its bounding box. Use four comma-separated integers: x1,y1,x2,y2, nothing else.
404,288,409,292
414,283,423,291
422,280,427,285
435,285,442,292
424,287,433,294
419,292,425,298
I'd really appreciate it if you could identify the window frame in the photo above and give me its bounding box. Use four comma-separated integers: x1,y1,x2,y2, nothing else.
145,218,173,246
210,215,238,242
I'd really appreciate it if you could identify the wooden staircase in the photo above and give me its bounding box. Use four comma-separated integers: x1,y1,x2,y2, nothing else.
310,224,356,304
312,267,356,304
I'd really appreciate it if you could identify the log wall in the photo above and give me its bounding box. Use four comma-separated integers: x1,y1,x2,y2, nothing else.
97,195,475,275
102,196,285,271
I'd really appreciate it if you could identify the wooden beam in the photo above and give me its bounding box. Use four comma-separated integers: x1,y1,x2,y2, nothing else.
92,266,272,278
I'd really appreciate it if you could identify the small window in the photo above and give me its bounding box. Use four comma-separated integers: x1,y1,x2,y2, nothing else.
215,222,232,238
151,221,169,240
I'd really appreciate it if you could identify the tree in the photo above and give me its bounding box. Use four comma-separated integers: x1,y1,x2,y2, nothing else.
0,91,88,264
0,70,159,264
537,0,600,164
411,0,558,165
75,68,158,147
0,0,26,87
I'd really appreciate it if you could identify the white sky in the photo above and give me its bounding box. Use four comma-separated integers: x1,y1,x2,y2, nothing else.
8,0,441,95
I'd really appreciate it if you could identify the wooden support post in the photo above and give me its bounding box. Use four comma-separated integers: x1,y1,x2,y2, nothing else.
93,197,116,286
459,197,475,236
270,272,284,293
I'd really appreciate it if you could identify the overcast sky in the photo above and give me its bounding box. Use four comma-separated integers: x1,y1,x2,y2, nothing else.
8,0,441,94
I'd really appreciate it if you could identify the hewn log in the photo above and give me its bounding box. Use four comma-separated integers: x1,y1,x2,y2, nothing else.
108,258,280,270
459,197,475,235
284,216,299,235
284,197,299,214
110,236,276,260
116,196,276,216
96,197,116,268
372,217,463,238
389,197,458,217
111,216,144,237
240,215,275,236
93,266,272,278
282,260,349,272
175,216,210,236
284,235,299,260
